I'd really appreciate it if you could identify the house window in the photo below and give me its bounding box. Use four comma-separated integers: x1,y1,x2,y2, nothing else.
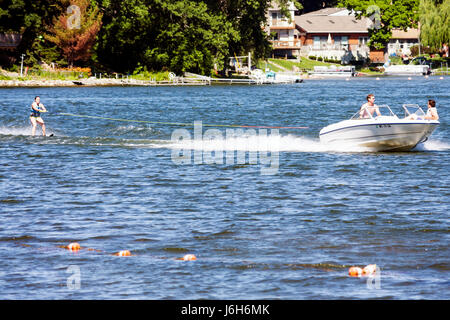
321,36,327,49
341,36,348,50
313,36,321,49
359,37,369,47
334,36,341,49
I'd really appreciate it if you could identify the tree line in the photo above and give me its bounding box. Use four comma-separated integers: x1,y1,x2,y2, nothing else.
338,0,449,55
1,0,447,75
0,0,341,74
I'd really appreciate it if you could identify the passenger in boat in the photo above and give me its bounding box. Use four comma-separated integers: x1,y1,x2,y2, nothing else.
424,99,439,120
30,96,47,136
405,100,439,120
359,94,381,118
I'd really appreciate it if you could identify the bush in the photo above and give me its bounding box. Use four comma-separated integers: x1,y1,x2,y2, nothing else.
410,45,433,57
324,58,341,64
0,74,12,80
389,56,403,65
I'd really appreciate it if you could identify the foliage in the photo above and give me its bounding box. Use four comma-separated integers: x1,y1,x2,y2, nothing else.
338,0,419,50
3,0,426,74
409,44,434,56
0,73,12,80
389,55,404,65
419,0,450,52
45,0,103,67
0,0,64,65
298,0,339,13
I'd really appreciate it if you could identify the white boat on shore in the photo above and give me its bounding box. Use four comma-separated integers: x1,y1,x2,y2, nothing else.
319,104,439,151
249,69,303,84
383,65,431,76
309,65,356,77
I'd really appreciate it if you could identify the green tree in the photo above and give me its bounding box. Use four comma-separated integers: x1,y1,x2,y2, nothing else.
419,0,450,52
0,0,63,65
203,0,304,64
338,0,420,50
299,0,339,13
95,0,240,74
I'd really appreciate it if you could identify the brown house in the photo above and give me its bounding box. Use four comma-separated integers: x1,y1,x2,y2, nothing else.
0,33,22,66
294,8,371,63
266,4,420,63
0,33,22,51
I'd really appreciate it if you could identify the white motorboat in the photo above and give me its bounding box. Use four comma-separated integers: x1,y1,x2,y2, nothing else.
383,65,431,76
319,104,439,151
309,65,356,77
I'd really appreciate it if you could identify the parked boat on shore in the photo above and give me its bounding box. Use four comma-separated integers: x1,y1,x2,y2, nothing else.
309,65,356,77
383,65,431,76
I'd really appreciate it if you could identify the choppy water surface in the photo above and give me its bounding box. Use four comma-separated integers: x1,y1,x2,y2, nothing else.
0,77,449,299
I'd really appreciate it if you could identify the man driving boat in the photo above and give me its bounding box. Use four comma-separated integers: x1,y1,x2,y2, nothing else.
359,94,381,119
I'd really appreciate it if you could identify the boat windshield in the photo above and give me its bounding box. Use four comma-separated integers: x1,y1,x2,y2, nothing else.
350,105,398,120
401,104,426,118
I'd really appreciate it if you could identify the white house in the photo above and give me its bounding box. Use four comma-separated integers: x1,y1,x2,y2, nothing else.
265,1,301,58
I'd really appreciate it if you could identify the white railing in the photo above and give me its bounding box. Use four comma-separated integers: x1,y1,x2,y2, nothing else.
270,40,302,48
270,19,295,28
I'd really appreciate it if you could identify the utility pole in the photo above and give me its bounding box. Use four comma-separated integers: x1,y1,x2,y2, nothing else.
20,54,25,77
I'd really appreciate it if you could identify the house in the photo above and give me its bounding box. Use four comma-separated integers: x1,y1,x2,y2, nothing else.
388,28,420,57
0,33,22,50
294,8,371,63
0,33,22,66
266,3,423,63
265,1,301,58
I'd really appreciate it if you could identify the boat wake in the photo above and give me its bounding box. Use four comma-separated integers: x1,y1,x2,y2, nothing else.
415,139,450,151
1,127,447,153
0,126,33,136
0,126,58,138
161,134,373,153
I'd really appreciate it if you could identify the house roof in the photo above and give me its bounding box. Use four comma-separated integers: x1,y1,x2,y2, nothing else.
295,15,370,33
302,8,350,16
391,28,420,39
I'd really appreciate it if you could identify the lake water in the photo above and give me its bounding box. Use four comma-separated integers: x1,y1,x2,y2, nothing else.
0,77,449,300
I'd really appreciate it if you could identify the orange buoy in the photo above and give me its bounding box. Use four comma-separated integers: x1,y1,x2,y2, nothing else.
182,254,197,261
363,264,377,276
67,242,81,252
348,266,363,277
116,250,131,256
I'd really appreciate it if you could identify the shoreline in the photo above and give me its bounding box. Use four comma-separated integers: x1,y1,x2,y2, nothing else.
0,78,203,87
1,74,445,87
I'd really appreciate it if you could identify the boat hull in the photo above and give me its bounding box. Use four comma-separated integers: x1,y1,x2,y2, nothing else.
319,120,439,152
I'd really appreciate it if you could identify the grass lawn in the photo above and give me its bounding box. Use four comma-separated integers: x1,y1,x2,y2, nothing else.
257,58,342,72
256,60,284,72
